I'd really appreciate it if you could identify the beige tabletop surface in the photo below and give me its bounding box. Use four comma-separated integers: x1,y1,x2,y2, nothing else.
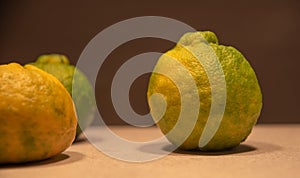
1,124,300,178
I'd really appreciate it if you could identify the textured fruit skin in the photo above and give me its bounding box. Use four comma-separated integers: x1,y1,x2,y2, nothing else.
148,31,262,151
29,54,96,138
0,63,77,163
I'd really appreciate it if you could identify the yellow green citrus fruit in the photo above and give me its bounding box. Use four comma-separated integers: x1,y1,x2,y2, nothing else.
0,63,77,164
29,54,96,138
148,31,262,151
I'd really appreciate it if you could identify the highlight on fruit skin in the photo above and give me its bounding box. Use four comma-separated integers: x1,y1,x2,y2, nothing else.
147,31,262,151
0,63,77,164
29,54,96,139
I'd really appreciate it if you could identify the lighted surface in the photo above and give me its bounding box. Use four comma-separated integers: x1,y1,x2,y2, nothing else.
1,124,299,178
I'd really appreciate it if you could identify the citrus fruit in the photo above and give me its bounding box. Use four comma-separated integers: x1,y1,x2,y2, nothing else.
29,54,96,138
0,63,77,164
147,31,262,151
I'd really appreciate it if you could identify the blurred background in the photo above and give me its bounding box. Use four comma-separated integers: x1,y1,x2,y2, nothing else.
0,0,299,124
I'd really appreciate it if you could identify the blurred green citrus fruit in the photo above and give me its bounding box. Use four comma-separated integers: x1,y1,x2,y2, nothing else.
29,54,96,139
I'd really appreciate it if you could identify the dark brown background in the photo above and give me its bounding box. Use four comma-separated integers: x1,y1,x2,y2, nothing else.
1,0,299,123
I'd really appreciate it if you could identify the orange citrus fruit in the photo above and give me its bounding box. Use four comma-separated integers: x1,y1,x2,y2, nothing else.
0,63,77,163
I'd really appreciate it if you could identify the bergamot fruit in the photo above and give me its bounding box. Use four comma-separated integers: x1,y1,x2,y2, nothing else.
29,54,96,139
0,63,77,163
147,31,262,151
